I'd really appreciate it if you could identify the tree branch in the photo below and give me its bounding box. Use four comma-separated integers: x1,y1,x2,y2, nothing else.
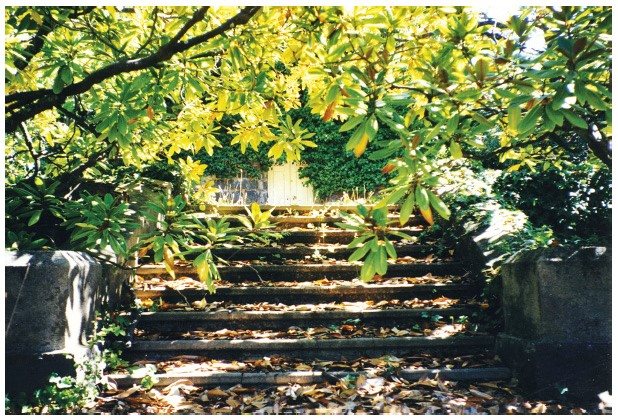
13,7,95,72
55,106,99,137
169,6,209,45
5,6,261,134
19,123,39,179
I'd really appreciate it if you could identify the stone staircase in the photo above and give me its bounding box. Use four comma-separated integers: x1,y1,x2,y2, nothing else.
110,205,510,389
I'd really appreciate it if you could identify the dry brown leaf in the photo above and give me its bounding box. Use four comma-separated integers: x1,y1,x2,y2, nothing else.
116,385,142,399
469,388,494,400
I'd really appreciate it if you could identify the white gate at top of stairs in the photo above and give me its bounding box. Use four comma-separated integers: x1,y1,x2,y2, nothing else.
267,162,315,205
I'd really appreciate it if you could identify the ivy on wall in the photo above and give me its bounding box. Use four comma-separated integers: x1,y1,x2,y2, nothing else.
290,107,395,200
189,108,396,200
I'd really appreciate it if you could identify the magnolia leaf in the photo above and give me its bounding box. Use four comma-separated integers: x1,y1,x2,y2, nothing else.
562,110,588,129
163,245,175,279
507,105,521,131
518,105,543,133
428,190,451,220
27,209,42,226
446,114,459,135
399,192,415,226
415,186,429,211
420,206,434,225
384,238,397,259
449,141,463,159
349,243,371,262
375,247,388,276
354,133,369,157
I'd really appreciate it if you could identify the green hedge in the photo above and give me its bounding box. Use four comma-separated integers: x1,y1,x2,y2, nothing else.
289,107,394,200
189,109,396,200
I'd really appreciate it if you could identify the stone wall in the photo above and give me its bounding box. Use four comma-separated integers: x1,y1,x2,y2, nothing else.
497,246,611,400
213,174,268,204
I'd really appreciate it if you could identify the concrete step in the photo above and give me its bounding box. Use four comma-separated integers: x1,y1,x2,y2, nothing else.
196,204,401,216
136,261,466,281
194,213,424,228
136,306,478,331
211,243,433,262
274,228,423,244
128,335,495,361
108,366,511,388
135,281,481,304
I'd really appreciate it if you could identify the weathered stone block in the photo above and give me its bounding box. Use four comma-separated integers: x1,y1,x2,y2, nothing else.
4,251,127,393
501,246,610,342
498,246,611,399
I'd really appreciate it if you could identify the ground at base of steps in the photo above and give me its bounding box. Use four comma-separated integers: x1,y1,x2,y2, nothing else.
86,375,605,415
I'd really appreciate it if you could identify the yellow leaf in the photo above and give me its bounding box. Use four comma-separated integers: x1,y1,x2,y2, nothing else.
354,133,369,158
163,245,175,279
420,207,434,225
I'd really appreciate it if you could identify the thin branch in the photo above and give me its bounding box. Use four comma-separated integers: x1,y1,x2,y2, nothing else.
169,6,209,45
19,123,40,179
132,6,159,57
6,6,261,134
56,106,99,137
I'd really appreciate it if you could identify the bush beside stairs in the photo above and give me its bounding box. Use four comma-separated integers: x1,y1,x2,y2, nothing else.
109,205,511,389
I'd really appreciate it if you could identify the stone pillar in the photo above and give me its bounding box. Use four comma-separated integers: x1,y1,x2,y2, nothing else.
4,251,126,394
497,246,611,400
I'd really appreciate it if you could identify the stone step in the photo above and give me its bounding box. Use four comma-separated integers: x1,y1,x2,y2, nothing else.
194,213,424,228
197,204,400,216
136,306,478,331
128,335,495,361
137,262,465,281
274,228,423,244
211,243,433,261
108,366,511,388
135,282,480,304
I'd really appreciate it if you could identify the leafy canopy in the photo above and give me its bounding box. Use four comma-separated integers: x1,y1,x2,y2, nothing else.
5,6,612,225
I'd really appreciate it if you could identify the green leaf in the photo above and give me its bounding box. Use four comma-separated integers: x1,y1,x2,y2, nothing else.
518,105,542,133
365,114,379,139
117,116,128,135
562,109,588,129
428,191,451,220
384,239,397,259
574,80,588,105
376,187,407,208
28,210,42,226
399,192,415,226
471,112,492,128
446,114,459,135
415,186,429,211
507,105,521,131
375,248,387,276
339,115,364,133
59,65,73,85
349,243,371,262
360,252,375,282
449,141,463,159
52,72,64,94
425,124,442,142
545,106,564,126
582,87,609,110
347,235,371,248
345,121,366,151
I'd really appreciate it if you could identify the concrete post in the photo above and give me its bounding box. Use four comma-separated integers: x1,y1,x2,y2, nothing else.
497,246,611,400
